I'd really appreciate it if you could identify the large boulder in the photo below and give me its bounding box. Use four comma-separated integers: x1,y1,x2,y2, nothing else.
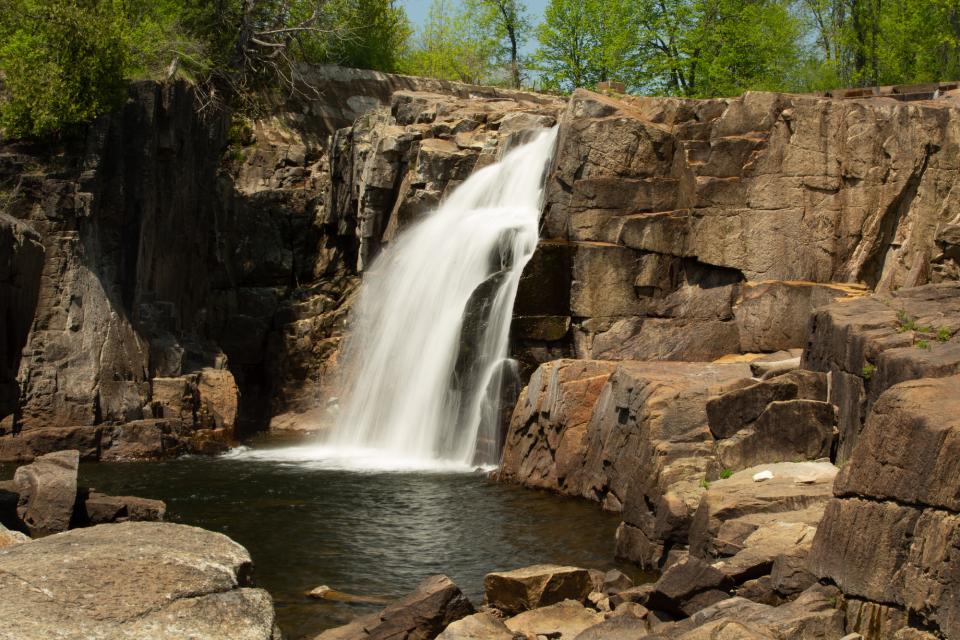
647,556,734,616
0,521,279,639
484,564,593,615
12,449,79,536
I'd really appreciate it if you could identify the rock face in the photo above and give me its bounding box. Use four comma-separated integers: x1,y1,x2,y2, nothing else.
0,521,279,639
808,374,960,639
802,282,960,460
0,214,44,423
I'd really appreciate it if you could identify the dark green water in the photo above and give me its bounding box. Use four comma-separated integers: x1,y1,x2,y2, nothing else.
3,439,637,639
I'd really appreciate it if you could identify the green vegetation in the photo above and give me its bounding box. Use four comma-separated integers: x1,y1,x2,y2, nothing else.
937,327,953,342
699,477,711,490
896,310,917,333
917,339,931,350
862,362,876,380
0,0,412,138
5,0,960,137
719,468,733,479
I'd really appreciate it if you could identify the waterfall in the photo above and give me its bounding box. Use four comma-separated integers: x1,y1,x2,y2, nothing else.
326,127,558,468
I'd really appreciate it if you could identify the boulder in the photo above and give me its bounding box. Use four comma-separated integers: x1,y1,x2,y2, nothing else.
435,612,513,640
647,557,734,616
504,600,603,639
572,613,651,639
0,426,102,463
13,449,79,536
78,491,166,525
0,521,279,639
484,564,593,615
319,575,474,640
0,522,29,549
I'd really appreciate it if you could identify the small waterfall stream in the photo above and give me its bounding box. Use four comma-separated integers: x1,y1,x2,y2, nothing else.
326,127,558,468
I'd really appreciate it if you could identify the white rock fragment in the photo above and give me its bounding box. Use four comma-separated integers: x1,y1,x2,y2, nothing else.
753,470,774,482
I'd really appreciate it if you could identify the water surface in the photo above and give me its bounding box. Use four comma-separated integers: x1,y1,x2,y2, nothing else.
12,438,639,638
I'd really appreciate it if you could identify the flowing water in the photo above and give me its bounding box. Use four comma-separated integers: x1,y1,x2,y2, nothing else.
321,128,559,468
20,443,643,639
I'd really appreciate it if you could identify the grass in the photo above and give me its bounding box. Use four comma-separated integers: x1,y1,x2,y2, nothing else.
719,468,733,479
917,339,931,350
937,327,952,342
896,310,917,333
699,477,711,490
862,363,876,380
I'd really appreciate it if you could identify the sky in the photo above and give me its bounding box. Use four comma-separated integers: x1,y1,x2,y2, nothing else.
399,0,550,54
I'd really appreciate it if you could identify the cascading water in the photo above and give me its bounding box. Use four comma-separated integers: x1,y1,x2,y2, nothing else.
324,127,559,468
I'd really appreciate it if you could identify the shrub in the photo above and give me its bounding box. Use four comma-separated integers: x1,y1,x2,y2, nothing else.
862,363,876,380
0,0,130,138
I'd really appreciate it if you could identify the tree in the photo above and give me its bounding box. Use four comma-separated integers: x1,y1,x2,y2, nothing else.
404,0,498,84
631,0,803,97
533,0,640,92
465,0,530,88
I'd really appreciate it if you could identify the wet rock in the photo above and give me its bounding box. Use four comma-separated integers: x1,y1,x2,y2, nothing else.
78,491,166,525
307,585,392,605
13,449,79,537
504,599,603,639
0,521,278,639
601,569,634,595
0,426,102,463
499,360,617,493
484,564,593,615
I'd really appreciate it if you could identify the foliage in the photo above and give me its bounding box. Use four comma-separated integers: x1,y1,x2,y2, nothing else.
403,0,498,84
699,477,711,489
719,468,733,479
0,0,129,138
917,339,931,350
0,0,412,139
896,310,917,333
465,0,531,87
861,362,876,379
937,327,953,342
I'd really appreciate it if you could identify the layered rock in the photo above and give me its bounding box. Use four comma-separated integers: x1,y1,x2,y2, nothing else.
512,87,960,372
0,521,279,639
802,282,960,460
808,374,960,639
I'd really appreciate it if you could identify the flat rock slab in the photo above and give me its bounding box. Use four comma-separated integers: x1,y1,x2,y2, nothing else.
505,599,603,638
485,564,592,614
436,612,513,639
0,521,278,639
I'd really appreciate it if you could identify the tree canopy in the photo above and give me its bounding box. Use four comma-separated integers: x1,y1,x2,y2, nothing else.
3,0,960,138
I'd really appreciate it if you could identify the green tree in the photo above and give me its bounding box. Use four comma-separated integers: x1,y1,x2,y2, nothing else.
632,0,803,97
533,0,640,92
465,0,531,88
404,0,498,83
0,0,129,138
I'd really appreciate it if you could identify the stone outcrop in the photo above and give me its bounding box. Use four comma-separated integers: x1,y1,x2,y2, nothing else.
0,521,280,639
802,282,960,460
808,374,960,639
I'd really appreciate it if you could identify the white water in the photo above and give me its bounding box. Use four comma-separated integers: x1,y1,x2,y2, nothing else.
299,127,558,470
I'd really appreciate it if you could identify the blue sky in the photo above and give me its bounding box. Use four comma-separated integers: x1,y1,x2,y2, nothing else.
399,0,549,54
